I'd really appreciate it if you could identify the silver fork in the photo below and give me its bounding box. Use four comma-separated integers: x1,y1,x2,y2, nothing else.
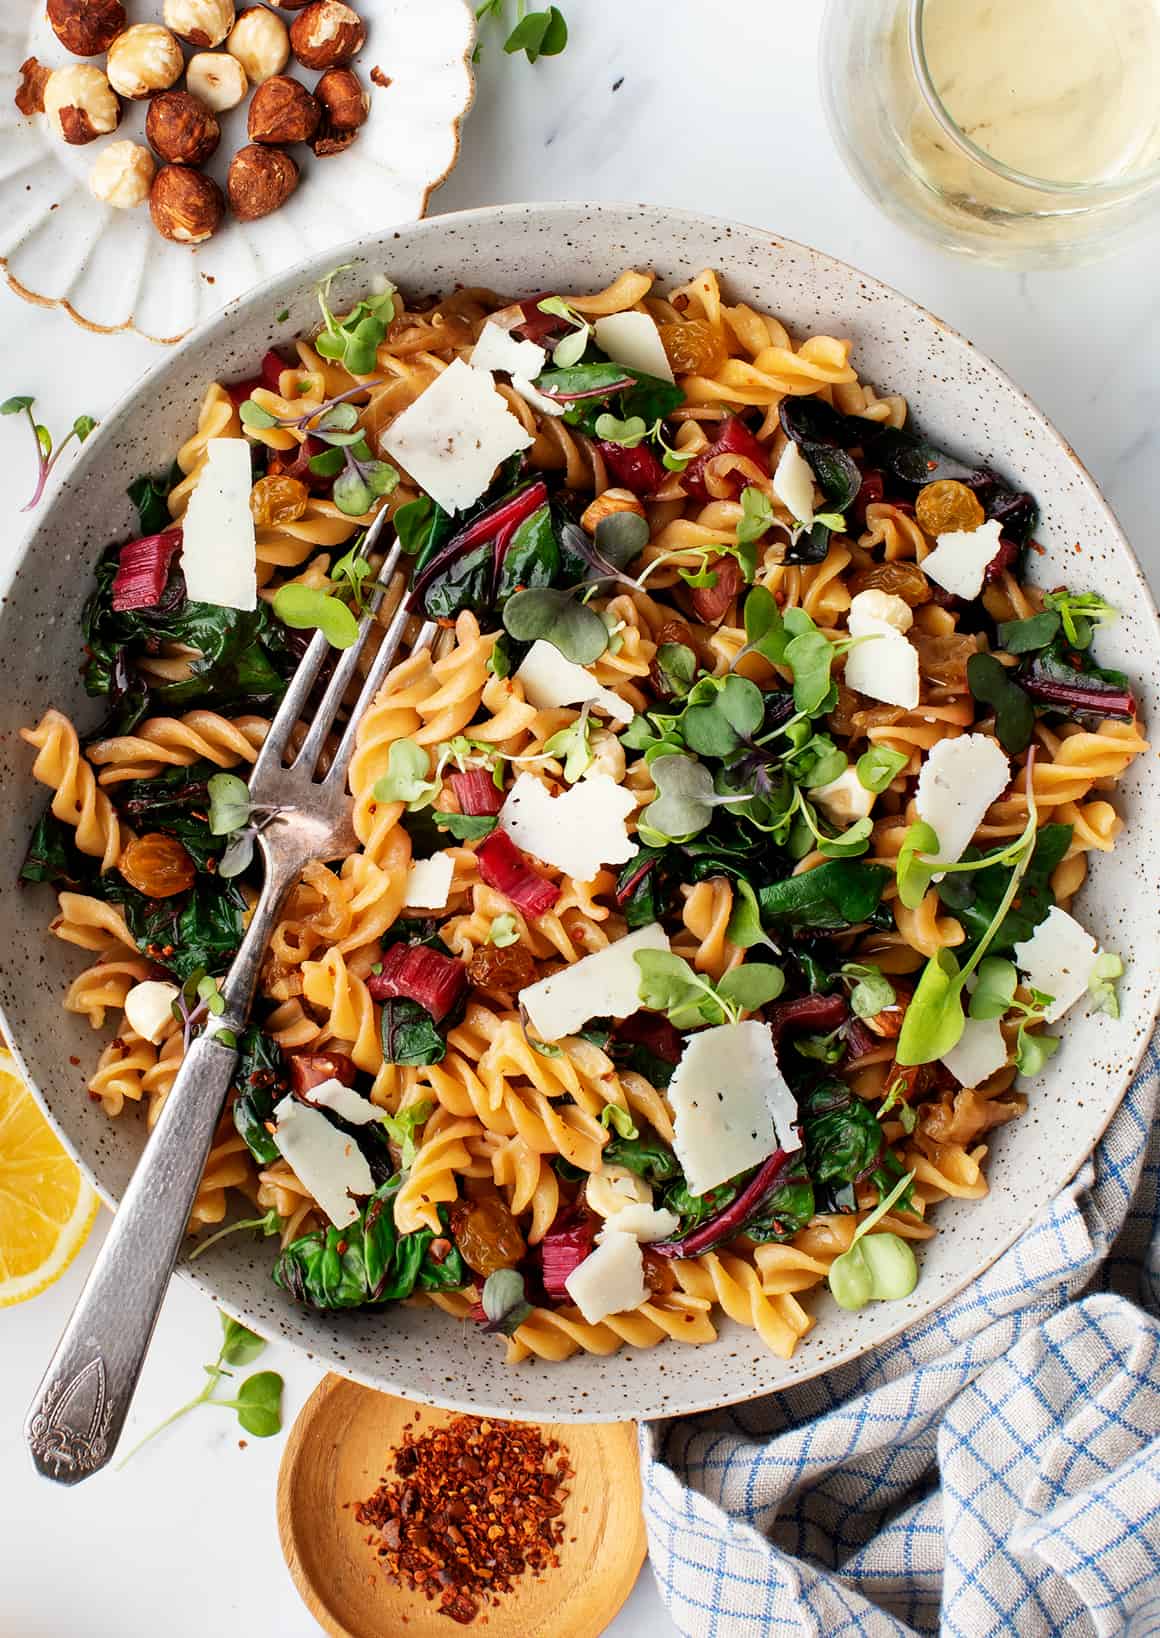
25,512,437,1485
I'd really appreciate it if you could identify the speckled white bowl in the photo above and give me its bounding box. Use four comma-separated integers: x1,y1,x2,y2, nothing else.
0,0,474,342
2,203,1158,1423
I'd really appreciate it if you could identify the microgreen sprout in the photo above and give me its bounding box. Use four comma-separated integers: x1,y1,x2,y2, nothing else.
116,1311,283,1466
188,1207,283,1261
315,266,396,375
238,380,398,517
877,1078,917,1134
170,966,229,1051
827,1170,918,1311
537,294,592,365
475,1,569,63
206,771,284,876
2,396,97,512
488,913,520,947
635,948,784,1030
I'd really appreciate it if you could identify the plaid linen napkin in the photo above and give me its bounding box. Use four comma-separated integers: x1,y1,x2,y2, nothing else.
641,1038,1160,1637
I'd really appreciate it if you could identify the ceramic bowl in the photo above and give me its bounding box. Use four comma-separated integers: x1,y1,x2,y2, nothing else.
2,203,1157,1422
0,0,475,342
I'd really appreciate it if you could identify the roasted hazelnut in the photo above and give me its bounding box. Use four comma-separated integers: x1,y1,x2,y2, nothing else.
88,140,155,208
15,57,50,117
228,143,299,219
186,50,249,111
149,164,224,244
43,65,121,145
106,24,185,100
163,0,235,47
289,1,366,70
315,66,368,130
580,487,646,533
247,75,320,143
47,0,126,56
310,124,358,157
146,91,221,165
227,7,290,84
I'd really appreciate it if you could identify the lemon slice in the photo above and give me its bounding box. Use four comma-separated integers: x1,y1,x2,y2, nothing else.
0,1049,99,1307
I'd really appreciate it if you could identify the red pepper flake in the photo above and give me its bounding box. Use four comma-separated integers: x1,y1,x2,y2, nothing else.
353,1414,573,1625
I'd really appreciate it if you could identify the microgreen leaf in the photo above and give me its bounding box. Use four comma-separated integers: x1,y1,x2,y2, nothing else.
655,642,697,699
372,739,439,809
967,652,1035,755
307,445,346,478
1014,1026,1059,1077
219,1312,267,1366
638,754,720,841
680,673,764,757
634,949,727,1030
218,832,256,879
220,1370,284,1438
896,820,941,910
380,1099,436,1169
842,963,895,1018
594,413,649,447
503,586,609,664
504,5,568,62
1042,590,1117,651
725,878,780,954
5,394,99,511
488,913,519,948
207,772,251,837
434,812,498,840
716,962,785,1013
737,485,776,548
969,957,1018,1020
239,399,278,429
593,508,650,569
784,614,839,715
734,584,789,671
543,712,593,781
1088,950,1124,1019
600,1103,639,1139
997,610,1061,654
479,1268,533,1335
272,584,360,648
1,395,33,414
856,746,908,793
188,1208,282,1261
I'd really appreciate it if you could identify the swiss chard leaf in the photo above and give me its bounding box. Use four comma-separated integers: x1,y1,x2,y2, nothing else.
757,861,888,933
380,998,445,1066
967,653,1035,755
937,823,1073,954
127,466,180,535
803,1080,883,1189
601,1134,683,1184
273,1175,467,1310
231,1027,288,1165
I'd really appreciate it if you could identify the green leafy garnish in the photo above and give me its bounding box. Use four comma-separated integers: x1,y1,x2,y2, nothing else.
380,1099,436,1169
315,266,396,376
116,1312,283,1466
966,652,1035,755
842,963,895,1019
372,740,439,809
1042,590,1116,651
434,811,498,841
637,754,741,843
856,746,909,793
273,583,360,649
536,294,590,364
724,878,780,954
543,710,593,781
635,949,783,1030
207,772,251,837
502,586,609,665
3,395,98,512
896,820,941,910
599,1103,638,1140
736,485,776,549
1088,950,1124,1019
503,3,568,61
330,542,376,614
827,1171,918,1312
188,1208,282,1261
489,913,519,948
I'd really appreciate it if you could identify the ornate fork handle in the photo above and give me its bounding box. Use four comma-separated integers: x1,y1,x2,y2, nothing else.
24,862,297,1485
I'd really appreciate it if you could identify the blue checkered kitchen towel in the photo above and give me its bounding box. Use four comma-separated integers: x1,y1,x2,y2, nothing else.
641,1038,1160,1637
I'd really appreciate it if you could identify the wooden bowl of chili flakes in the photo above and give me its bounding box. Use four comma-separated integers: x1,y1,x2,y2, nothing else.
277,1375,647,1636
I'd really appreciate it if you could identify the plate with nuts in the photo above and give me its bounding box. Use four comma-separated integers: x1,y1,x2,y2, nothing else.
2,0,475,342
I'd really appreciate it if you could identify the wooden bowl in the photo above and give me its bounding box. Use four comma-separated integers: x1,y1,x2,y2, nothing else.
277,1375,648,1638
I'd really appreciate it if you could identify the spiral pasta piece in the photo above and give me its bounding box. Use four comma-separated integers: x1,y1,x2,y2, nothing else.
22,710,126,870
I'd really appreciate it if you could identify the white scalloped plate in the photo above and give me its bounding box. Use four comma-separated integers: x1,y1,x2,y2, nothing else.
0,0,474,342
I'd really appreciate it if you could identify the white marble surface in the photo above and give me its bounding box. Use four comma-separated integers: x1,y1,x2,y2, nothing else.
3,3,1159,1635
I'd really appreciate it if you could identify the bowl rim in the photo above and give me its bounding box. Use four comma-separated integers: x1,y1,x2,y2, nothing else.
5,198,1159,1419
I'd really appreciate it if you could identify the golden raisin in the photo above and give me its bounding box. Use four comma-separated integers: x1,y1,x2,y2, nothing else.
119,831,197,898
848,561,931,607
449,1194,526,1277
467,944,536,992
642,1250,676,1295
658,319,728,378
912,632,979,690
249,473,309,528
915,479,985,537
